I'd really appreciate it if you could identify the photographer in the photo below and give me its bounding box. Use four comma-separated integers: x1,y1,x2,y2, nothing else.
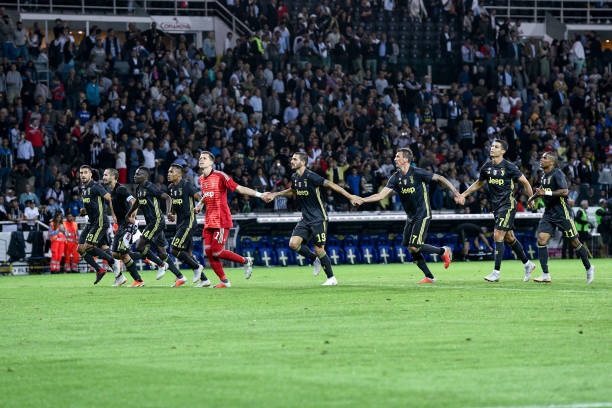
596,198,611,257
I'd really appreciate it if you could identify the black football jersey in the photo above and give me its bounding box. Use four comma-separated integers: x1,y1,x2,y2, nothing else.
111,183,134,226
81,180,108,226
540,167,571,218
168,179,198,225
291,169,327,224
386,166,433,219
478,159,523,211
136,181,165,225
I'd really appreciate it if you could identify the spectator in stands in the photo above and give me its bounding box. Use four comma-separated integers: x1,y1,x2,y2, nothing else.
45,180,65,207
0,137,13,193
103,28,121,69
25,117,44,161
19,183,40,207
15,131,34,166
22,199,39,231
5,63,22,105
8,198,23,228
570,35,586,74
26,22,43,60
0,13,14,60
143,21,165,53
46,196,64,217
4,188,16,203
0,195,7,223
85,75,101,111
89,37,106,74
13,21,28,60
64,191,83,217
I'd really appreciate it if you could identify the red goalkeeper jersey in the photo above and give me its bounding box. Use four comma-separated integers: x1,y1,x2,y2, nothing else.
199,170,238,229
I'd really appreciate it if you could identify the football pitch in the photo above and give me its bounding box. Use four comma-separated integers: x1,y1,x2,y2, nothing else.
1,259,610,408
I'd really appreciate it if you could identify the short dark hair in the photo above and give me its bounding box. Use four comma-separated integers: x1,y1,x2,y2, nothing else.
169,163,185,173
293,152,307,165
493,139,508,152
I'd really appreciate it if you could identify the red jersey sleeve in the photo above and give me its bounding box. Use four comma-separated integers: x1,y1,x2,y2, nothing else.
199,171,236,229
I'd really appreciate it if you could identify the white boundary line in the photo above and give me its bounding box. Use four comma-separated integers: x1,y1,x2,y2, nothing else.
482,403,612,408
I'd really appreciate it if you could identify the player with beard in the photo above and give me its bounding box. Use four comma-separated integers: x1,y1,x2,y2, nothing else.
264,151,358,286
458,139,537,282
527,152,595,283
102,168,145,287
352,148,456,283
78,165,122,285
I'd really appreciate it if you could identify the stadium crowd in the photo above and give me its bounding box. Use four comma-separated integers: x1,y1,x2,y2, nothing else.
0,1,610,240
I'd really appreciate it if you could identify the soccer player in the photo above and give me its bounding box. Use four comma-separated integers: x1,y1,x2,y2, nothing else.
263,151,358,286
527,152,595,283
127,166,188,287
166,163,209,287
351,148,456,284
195,151,265,288
77,165,123,285
102,168,145,287
457,139,537,282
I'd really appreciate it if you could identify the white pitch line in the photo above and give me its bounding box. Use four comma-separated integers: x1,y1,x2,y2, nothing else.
339,283,609,294
481,403,612,408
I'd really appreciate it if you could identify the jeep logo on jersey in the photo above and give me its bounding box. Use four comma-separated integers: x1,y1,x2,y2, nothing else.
203,192,214,198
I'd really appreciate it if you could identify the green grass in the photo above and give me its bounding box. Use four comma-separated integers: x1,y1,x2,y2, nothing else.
1,259,611,408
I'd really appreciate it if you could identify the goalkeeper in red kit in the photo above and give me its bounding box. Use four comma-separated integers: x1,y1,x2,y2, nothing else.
195,151,269,288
